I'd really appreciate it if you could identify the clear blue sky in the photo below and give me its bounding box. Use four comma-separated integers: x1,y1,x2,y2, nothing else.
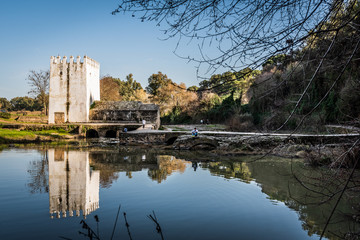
0,0,204,99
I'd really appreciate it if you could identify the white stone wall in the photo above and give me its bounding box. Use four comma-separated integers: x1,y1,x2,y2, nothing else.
84,56,100,122
48,56,100,123
48,56,69,124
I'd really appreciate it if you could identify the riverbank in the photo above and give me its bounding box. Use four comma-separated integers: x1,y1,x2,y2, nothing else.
1,123,358,168
118,130,359,167
0,122,141,143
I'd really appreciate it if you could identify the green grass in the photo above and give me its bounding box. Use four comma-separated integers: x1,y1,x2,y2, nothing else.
0,118,45,124
15,114,46,117
0,118,15,122
0,111,47,124
0,128,36,139
0,128,71,141
34,129,69,136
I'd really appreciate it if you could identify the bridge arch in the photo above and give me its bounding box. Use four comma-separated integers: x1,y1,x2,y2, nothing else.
166,137,178,145
105,130,117,138
86,129,99,138
190,142,218,150
173,136,219,150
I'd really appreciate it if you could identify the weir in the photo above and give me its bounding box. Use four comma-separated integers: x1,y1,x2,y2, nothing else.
118,130,360,148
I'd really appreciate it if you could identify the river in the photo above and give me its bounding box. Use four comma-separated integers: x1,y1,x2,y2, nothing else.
0,145,358,240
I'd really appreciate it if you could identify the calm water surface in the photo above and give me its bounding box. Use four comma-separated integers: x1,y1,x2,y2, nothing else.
0,147,357,240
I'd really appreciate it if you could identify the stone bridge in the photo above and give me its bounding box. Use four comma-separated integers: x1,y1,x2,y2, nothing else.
118,131,185,145
81,123,143,138
16,123,144,138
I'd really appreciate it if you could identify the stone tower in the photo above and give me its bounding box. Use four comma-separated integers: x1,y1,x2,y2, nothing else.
48,55,100,123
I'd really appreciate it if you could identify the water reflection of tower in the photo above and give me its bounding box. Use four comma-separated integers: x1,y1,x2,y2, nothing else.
48,149,100,219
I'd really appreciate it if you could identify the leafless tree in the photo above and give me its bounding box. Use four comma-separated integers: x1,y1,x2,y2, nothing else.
113,1,357,72
113,1,360,238
27,151,49,194
27,70,50,115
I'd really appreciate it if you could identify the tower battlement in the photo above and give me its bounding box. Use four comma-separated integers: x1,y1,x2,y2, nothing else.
48,55,100,123
50,55,100,69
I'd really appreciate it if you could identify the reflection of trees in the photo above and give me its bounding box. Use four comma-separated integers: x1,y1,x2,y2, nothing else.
27,151,49,194
90,161,120,189
297,169,360,240
25,147,359,239
148,155,189,183
201,158,359,239
0,145,7,153
247,160,359,240
89,151,158,188
89,151,190,185
202,161,252,183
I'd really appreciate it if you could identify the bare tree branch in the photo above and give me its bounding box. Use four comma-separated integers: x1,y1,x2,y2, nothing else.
27,70,49,115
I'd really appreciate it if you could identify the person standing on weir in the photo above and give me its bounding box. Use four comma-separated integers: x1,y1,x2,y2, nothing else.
142,119,146,129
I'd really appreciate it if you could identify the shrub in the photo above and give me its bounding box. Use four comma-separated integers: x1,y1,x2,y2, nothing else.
241,104,250,114
226,113,254,131
0,112,11,119
90,101,97,109
304,150,331,167
161,110,192,124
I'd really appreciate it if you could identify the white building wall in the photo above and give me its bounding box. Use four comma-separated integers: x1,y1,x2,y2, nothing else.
68,56,87,122
48,56,68,124
48,55,100,123
84,56,100,121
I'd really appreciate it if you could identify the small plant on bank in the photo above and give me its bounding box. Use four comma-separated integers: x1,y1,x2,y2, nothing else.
90,101,97,109
0,112,11,119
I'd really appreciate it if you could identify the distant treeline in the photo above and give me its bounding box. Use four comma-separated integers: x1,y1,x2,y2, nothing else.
100,68,258,127
0,96,45,112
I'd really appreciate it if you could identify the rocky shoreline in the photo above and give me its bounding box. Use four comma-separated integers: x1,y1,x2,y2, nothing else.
117,131,359,167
